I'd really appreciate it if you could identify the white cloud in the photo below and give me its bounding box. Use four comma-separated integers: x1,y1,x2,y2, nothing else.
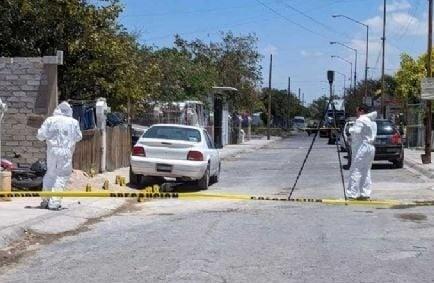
300,50,323,57
381,0,411,13
364,12,426,37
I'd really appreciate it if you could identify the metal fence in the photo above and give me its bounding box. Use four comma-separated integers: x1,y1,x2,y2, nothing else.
406,103,424,148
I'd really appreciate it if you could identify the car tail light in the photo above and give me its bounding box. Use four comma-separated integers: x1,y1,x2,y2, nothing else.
187,151,204,161
391,133,402,145
132,146,146,157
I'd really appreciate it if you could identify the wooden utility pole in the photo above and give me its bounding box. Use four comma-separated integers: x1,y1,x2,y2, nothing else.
267,54,272,140
422,0,433,164
380,0,386,118
287,76,291,129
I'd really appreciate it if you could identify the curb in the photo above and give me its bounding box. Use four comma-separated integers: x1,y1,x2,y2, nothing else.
0,198,126,250
404,158,434,179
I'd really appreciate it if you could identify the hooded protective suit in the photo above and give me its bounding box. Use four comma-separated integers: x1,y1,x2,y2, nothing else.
37,102,82,209
346,111,377,199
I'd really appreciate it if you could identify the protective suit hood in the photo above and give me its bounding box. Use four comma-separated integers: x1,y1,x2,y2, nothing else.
363,111,377,121
53,101,73,117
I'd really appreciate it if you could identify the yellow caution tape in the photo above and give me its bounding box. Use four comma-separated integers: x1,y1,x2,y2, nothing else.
0,190,423,207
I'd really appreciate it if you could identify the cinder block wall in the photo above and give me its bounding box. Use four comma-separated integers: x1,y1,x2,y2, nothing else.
0,55,61,165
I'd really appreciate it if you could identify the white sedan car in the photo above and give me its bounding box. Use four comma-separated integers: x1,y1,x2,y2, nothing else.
130,124,221,190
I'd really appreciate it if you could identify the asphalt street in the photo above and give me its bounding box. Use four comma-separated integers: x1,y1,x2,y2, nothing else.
1,133,434,282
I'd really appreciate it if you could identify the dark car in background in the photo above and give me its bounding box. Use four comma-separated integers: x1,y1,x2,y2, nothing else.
374,119,404,168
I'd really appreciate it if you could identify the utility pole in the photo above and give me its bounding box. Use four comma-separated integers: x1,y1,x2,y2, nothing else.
298,88,301,101
365,25,369,100
302,93,305,107
380,0,386,118
287,76,291,129
422,0,433,164
267,54,272,140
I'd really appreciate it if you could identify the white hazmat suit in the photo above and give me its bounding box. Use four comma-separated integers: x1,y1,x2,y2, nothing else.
37,102,82,209
346,111,377,199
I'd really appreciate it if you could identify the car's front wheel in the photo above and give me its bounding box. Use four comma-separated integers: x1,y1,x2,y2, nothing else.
197,168,210,190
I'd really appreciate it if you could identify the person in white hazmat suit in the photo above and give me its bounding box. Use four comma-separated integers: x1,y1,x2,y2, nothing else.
37,101,82,210
346,104,377,200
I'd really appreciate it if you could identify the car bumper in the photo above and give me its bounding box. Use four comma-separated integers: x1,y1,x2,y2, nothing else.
374,146,403,161
130,156,208,180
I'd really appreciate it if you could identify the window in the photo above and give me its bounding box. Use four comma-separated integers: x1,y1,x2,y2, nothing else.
376,121,397,135
143,126,201,142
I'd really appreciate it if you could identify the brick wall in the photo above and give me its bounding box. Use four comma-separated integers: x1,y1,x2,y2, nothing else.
0,53,62,165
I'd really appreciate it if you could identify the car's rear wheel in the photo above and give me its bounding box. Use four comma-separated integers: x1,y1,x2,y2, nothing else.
393,157,404,169
210,163,221,184
129,166,143,187
197,168,210,190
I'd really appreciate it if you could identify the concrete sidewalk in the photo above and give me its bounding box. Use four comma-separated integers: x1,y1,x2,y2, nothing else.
218,136,281,160
404,149,434,179
0,136,281,250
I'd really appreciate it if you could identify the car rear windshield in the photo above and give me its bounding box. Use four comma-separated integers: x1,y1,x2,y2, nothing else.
143,126,202,142
376,120,397,135
293,119,304,123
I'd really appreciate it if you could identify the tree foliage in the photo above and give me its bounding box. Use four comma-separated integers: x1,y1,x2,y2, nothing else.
395,53,427,103
0,1,263,114
261,88,307,126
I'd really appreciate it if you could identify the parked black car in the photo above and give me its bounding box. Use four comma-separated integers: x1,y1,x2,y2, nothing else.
374,119,404,168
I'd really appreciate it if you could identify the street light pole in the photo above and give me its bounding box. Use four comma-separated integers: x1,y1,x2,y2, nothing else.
332,15,369,99
330,42,358,96
335,71,346,99
331,55,353,94
422,0,433,164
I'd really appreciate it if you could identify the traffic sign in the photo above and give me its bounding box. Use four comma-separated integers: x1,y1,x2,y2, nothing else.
421,78,434,100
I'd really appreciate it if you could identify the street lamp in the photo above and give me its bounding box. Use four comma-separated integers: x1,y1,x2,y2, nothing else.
331,55,353,94
334,71,347,100
333,15,369,100
330,42,358,96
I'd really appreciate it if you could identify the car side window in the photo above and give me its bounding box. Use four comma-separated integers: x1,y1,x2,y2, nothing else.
204,131,215,149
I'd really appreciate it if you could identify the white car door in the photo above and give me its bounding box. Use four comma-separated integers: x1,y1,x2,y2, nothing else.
203,130,219,175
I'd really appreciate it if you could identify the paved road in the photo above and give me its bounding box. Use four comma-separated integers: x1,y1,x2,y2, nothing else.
2,134,434,282
213,133,431,200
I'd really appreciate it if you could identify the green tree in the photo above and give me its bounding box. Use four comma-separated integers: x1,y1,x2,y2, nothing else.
174,32,263,112
261,88,307,127
395,53,427,103
0,0,149,110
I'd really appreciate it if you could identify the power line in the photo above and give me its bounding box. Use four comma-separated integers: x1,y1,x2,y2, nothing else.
254,0,327,39
275,0,352,40
143,15,275,42
121,4,248,19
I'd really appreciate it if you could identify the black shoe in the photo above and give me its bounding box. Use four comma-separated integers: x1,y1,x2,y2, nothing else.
357,196,370,201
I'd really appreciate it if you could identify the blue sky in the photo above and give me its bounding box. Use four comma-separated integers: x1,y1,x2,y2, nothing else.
118,0,429,103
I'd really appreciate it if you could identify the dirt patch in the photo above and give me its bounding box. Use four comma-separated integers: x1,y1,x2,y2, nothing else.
395,213,427,222
0,200,141,271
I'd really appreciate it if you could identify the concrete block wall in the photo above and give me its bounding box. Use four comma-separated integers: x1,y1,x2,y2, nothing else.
0,53,62,165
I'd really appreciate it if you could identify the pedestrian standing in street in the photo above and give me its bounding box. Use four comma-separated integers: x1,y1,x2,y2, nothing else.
37,101,82,210
346,104,377,200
